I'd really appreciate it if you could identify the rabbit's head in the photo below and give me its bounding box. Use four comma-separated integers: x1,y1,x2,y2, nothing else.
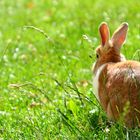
93,22,128,74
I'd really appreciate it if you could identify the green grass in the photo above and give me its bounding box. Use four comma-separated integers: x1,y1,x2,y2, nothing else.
0,0,140,139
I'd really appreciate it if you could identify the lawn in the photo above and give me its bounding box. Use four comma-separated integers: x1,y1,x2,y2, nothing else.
0,0,140,139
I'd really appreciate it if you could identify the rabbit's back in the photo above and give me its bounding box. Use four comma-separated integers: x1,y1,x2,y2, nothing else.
98,61,140,127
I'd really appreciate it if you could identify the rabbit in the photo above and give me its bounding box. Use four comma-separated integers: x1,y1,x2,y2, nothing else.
92,22,140,128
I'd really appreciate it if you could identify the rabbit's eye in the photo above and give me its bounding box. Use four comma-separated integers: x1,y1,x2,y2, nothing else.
96,54,99,59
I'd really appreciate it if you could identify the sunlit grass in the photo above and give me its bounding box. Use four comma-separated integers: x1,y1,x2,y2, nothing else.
0,0,140,139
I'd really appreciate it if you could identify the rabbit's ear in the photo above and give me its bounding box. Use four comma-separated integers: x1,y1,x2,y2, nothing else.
111,22,128,49
99,22,110,46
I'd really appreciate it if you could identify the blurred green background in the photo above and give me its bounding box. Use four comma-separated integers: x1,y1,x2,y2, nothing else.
0,0,140,139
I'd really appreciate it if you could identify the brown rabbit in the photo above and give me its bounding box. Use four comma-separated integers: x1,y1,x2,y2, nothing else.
92,22,140,127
